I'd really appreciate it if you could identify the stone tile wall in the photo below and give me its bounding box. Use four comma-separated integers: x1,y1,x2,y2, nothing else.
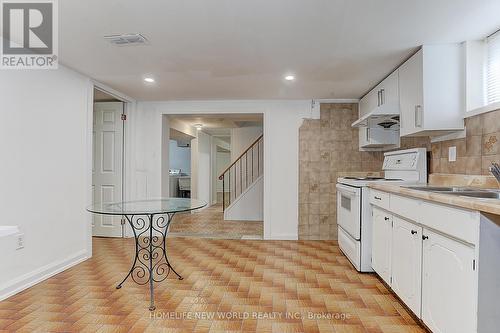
298,103,385,240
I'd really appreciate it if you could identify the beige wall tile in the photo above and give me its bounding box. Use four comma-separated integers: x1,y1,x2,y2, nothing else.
482,110,500,134
482,132,500,156
465,115,483,136
466,135,482,157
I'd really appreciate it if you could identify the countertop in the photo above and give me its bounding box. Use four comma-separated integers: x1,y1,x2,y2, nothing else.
368,183,500,216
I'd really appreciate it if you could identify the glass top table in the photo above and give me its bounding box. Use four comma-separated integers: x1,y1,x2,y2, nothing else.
86,198,207,311
87,198,207,216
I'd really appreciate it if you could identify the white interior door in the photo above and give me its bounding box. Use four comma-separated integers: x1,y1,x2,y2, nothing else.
92,102,124,237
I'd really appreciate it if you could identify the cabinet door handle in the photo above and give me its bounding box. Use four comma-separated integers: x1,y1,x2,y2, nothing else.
380,89,385,105
414,105,422,128
411,230,417,235
374,196,382,200
384,217,390,221
366,128,370,142
377,90,380,106
422,235,429,240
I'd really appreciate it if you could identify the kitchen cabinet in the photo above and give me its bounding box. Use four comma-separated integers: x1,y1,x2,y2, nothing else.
391,216,422,316
359,70,399,117
399,45,465,137
371,207,392,285
359,88,378,118
368,189,499,333
421,228,476,333
377,70,399,111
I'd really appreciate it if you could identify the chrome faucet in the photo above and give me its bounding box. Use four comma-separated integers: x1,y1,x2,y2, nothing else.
490,162,500,184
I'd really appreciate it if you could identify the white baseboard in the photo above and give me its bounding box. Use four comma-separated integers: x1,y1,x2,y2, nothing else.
265,234,298,240
0,250,90,301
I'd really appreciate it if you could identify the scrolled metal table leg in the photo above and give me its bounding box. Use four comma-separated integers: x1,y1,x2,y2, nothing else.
116,215,138,289
148,214,155,311
163,213,183,280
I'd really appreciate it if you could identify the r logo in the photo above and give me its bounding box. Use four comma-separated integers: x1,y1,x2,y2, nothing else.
2,1,53,54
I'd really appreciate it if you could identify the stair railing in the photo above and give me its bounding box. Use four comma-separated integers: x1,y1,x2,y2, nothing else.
218,135,263,211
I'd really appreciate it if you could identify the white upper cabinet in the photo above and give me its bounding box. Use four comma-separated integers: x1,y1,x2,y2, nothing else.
359,88,378,117
377,70,399,111
358,70,400,118
399,45,465,137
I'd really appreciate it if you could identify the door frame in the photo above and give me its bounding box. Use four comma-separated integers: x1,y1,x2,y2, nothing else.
86,81,136,256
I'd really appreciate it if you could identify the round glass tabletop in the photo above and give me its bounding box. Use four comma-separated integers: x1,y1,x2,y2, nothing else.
86,198,207,216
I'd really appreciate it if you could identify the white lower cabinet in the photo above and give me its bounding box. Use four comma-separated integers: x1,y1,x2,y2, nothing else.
421,228,476,333
391,216,422,316
370,192,483,332
371,207,392,285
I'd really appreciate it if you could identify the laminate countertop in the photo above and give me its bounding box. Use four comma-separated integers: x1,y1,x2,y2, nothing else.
368,183,500,216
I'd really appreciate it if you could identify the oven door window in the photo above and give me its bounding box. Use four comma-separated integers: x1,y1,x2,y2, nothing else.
341,195,351,211
336,185,362,240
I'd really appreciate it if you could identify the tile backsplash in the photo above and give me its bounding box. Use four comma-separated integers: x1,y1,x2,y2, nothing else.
430,109,500,175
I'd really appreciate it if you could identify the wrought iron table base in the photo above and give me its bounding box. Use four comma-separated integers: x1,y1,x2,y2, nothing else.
116,213,181,311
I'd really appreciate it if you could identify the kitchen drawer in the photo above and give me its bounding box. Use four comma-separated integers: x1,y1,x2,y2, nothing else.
369,189,390,210
390,194,420,222
419,201,479,245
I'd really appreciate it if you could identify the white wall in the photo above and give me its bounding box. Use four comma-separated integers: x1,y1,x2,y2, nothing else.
216,151,230,192
131,100,318,239
0,65,92,299
192,131,211,205
169,140,191,174
230,126,263,161
224,176,264,221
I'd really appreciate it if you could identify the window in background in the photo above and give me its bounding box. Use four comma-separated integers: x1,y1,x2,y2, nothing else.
486,30,500,105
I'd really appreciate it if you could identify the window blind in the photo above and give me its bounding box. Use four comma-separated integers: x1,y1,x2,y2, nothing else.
487,30,500,104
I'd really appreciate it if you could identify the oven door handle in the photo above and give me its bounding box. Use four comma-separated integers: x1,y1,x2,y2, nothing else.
336,184,359,197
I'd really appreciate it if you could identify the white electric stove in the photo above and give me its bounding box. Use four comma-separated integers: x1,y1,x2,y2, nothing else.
336,148,427,272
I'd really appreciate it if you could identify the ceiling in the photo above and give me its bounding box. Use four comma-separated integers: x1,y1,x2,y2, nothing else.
93,89,121,102
59,0,500,100
168,114,263,136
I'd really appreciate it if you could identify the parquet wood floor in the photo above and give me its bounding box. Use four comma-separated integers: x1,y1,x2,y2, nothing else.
0,237,426,332
169,205,263,239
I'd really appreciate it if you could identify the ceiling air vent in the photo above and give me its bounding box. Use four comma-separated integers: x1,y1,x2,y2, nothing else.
104,33,148,46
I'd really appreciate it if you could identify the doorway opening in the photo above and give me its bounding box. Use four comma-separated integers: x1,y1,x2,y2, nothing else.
162,114,264,239
91,88,126,237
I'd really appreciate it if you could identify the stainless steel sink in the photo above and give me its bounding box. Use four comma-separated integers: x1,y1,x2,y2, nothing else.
445,191,500,199
403,186,500,199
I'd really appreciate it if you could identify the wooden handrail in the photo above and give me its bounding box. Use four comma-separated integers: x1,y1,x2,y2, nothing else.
218,134,263,180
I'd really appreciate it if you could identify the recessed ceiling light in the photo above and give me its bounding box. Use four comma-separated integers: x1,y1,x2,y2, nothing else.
194,124,203,130
144,77,155,83
284,75,295,81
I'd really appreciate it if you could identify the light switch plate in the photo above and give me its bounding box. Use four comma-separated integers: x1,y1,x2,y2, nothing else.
16,233,24,250
448,146,457,162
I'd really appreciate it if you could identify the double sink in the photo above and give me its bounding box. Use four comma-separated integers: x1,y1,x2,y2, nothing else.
403,186,500,199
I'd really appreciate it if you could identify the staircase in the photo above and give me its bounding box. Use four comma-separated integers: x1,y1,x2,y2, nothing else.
218,135,263,219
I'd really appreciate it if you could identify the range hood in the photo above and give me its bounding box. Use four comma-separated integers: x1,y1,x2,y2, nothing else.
352,105,400,128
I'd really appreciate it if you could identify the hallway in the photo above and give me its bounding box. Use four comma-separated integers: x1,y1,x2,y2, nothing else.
169,204,263,239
